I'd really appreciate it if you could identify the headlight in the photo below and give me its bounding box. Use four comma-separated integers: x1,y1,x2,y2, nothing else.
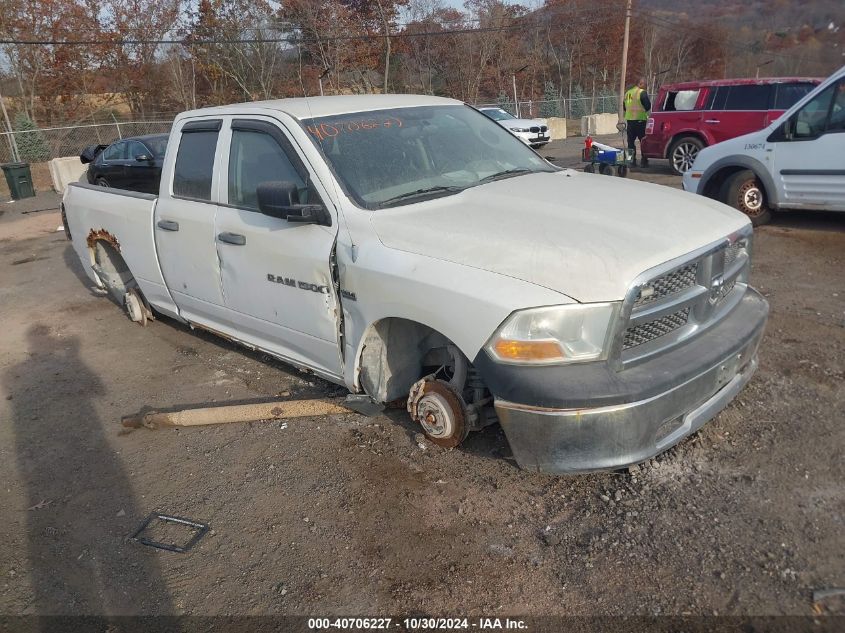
485,303,620,365
511,128,530,133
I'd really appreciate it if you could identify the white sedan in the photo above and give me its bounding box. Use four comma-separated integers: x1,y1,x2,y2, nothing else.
478,107,550,148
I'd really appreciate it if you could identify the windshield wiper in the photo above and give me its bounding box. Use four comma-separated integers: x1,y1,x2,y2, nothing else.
478,168,533,183
376,185,463,208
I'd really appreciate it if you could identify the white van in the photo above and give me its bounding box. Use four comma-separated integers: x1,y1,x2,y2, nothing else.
683,65,845,225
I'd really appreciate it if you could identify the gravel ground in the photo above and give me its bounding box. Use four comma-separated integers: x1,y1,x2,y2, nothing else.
0,142,842,625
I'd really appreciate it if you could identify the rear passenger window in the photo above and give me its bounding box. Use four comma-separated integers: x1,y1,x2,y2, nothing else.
774,83,816,110
723,85,771,111
173,123,220,200
663,89,700,111
228,130,306,210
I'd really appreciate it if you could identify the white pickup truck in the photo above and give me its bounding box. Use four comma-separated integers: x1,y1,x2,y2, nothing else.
63,95,768,473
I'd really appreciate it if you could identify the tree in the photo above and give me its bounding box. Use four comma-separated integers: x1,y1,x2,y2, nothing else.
496,91,514,115
569,84,587,118
13,112,50,161
539,81,560,117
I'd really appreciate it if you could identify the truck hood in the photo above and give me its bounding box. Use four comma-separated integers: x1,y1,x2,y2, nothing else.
371,170,750,303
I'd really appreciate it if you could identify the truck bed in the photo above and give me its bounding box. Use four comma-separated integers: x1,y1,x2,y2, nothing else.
63,183,179,319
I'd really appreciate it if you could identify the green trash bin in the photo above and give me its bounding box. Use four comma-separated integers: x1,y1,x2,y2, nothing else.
2,162,36,200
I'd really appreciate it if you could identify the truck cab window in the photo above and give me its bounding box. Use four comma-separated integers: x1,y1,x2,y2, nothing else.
173,128,219,200
227,129,308,210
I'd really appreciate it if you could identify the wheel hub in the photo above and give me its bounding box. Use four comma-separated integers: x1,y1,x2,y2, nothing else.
406,378,468,448
740,182,763,213
673,143,699,172
418,392,455,439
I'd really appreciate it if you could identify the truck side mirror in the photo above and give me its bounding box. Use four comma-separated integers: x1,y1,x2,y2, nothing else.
256,181,331,227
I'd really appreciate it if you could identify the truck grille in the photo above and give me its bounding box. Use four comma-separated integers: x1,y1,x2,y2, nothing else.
724,241,743,268
618,232,751,361
623,308,690,350
633,263,698,308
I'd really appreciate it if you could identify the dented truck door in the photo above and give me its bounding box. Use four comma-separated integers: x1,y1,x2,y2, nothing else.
213,117,342,378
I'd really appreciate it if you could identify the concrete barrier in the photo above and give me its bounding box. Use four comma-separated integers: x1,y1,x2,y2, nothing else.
580,113,619,136
546,117,567,141
48,157,87,194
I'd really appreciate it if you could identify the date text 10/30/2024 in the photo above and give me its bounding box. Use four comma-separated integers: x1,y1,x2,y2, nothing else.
307,617,528,630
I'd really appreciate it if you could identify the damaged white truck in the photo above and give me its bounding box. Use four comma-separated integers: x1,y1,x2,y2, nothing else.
62,95,768,473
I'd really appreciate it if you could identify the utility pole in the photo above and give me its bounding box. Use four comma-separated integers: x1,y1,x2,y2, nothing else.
512,65,529,118
0,82,20,163
618,0,633,126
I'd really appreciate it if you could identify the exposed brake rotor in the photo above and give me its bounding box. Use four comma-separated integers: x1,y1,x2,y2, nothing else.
407,378,469,448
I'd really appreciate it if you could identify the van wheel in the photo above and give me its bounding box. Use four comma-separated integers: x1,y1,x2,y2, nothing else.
669,136,704,175
407,379,469,448
720,170,772,226
96,177,111,188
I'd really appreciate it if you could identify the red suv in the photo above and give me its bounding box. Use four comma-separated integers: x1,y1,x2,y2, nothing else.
642,77,822,174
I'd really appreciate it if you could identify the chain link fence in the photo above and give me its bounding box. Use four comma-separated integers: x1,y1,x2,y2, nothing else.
0,94,621,164
476,96,618,120
0,120,174,163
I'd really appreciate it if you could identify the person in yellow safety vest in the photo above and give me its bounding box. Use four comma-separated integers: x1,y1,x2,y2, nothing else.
623,77,652,167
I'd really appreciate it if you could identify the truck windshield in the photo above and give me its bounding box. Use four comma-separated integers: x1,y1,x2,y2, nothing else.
302,105,554,209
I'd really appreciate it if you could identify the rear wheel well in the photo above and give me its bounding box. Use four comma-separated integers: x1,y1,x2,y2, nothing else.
357,318,466,404
87,238,151,322
666,132,706,158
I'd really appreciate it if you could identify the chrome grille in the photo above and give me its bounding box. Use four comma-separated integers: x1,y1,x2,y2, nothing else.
724,242,743,269
623,308,690,350
617,231,752,365
716,278,737,304
633,263,698,308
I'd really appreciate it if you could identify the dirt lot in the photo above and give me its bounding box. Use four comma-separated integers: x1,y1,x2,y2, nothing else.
0,139,843,625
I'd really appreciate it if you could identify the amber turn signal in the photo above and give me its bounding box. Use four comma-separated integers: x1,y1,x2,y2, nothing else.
492,339,564,362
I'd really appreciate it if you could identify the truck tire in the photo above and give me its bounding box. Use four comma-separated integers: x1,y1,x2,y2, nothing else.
720,169,772,226
669,136,704,175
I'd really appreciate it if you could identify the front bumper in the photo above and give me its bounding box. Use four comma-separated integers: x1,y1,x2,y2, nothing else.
491,289,768,474
513,131,550,146
682,170,703,193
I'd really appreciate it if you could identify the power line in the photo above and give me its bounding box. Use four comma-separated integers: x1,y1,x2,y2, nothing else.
0,4,827,68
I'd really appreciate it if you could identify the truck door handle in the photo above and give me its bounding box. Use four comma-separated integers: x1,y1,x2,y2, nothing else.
218,232,246,246
156,219,179,231
704,119,720,124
